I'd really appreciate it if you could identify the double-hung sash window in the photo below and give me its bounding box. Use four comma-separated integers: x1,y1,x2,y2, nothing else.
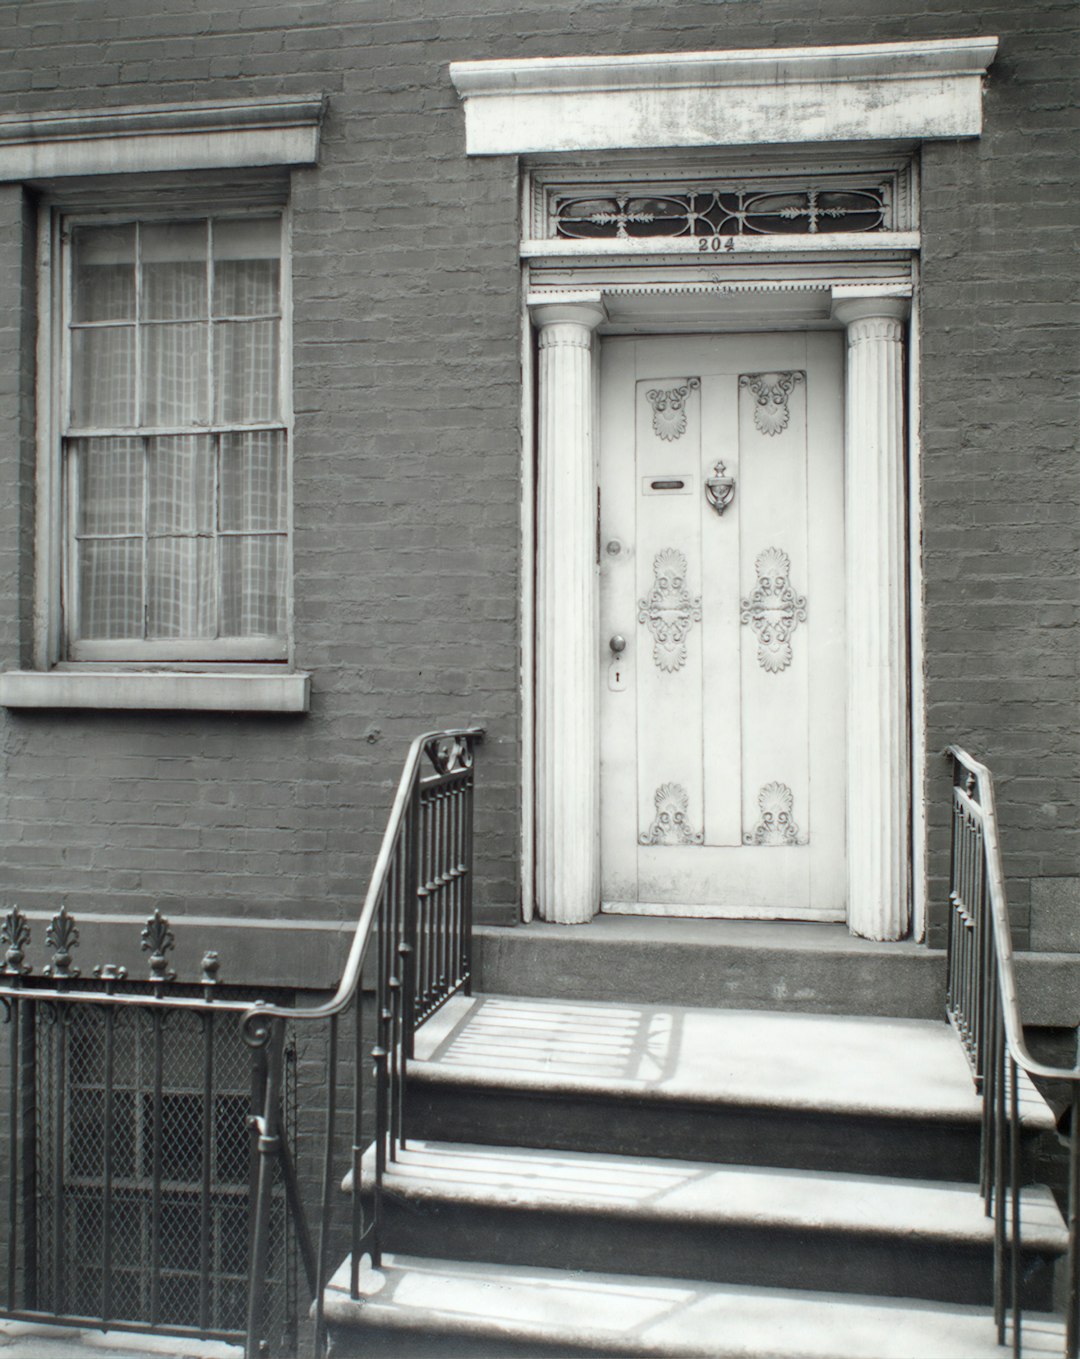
61,213,289,661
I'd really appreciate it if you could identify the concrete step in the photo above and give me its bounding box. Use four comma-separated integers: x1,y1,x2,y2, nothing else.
408,994,1055,1179
474,918,946,1016
324,1253,1069,1359
355,1140,1068,1307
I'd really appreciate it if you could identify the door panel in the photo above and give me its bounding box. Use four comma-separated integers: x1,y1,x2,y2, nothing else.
599,333,845,919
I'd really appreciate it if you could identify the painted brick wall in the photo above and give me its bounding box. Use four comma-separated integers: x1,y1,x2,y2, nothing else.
0,0,1075,957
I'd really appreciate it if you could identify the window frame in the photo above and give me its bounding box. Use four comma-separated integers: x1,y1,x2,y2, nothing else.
37,192,295,670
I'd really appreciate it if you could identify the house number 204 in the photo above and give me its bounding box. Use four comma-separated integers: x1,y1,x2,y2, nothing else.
698,237,736,252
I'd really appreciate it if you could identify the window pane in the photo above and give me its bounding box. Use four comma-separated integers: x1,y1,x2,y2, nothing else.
147,536,215,639
212,218,280,316
74,436,143,535
148,435,213,534
72,224,135,322
221,535,285,638
141,221,207,321
220,431,286,532
141,323,209,426
70,327,135,427
79,538,143,639
214,321,279,423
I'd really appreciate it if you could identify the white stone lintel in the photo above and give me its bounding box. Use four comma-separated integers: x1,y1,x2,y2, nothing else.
451,38,998,155
0,95,327,182
0,670,311,713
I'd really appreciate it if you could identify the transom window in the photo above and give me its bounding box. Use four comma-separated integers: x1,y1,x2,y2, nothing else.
61,213,289,661
528,158,916,242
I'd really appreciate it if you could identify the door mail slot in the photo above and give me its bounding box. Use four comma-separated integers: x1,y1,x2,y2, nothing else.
642,475,693,495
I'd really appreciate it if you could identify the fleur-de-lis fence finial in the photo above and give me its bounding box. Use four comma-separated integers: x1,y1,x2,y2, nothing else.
0,906,31,976
45,904,81,979
141,908,176,983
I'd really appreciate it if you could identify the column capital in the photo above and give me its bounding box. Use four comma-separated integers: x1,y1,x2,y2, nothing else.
831,294,911,329
528,291,607,335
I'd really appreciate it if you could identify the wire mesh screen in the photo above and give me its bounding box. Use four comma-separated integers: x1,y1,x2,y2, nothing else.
29,988,296,1346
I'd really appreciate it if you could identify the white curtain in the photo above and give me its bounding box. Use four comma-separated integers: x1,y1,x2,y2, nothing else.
70,217,285,645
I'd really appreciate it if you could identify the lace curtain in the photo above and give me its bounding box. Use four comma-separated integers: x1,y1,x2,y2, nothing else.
67,217,286,646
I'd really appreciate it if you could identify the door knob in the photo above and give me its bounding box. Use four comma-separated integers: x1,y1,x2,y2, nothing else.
609,634,627,655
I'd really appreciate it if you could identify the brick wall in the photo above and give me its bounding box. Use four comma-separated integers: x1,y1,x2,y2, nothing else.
0,0,1075,953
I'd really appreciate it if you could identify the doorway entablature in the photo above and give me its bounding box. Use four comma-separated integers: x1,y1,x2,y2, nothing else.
450,38,997,938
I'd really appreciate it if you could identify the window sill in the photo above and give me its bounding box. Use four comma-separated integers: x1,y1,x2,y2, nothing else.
0,670,310,712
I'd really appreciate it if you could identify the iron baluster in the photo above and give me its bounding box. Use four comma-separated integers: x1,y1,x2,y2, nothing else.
1067,1080,1079,1359
6,989,19,1312
350,984,364,1298
19,999,37,1311
149,1009,165,1325
1010,1055,1021,1359
101,1003,116,1325
438,786,449,997
993,1007,1006,1343
463,752,476,994
313,1013,337,1359
52,1000,67,1317
402,776,420,1074
244,1017,283,1359
199,1008,214,1334
371,1042,387,1269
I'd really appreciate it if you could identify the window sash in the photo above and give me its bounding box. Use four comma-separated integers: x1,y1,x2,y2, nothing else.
59,210,291,662
64,431,288,660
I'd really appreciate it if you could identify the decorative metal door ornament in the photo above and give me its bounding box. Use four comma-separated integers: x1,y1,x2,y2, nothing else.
744,782,808,846
704,461,736,517
638,548,702,673
640,783,705,846
739,371,805,436
645,377,700,441
740,547,807,673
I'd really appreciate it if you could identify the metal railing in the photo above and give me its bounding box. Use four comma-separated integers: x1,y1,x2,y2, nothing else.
946,745,1079,1359
0,912,298,1349
240,725,482,1357
0,724,482,1358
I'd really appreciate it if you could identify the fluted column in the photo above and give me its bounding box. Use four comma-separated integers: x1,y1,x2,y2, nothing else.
530,297,606,923
834,296,911,941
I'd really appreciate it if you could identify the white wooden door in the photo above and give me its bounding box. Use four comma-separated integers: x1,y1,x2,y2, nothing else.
599,333,846,919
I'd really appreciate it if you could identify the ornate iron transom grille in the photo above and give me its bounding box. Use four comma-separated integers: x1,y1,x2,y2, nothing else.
553,185,889,240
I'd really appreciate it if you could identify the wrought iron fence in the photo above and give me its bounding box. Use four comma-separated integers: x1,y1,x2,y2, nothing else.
946,745,1079,1359
0,724,482,1358
0,911,297,1349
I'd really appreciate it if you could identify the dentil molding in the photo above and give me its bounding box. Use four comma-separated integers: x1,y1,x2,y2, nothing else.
450,37,998,155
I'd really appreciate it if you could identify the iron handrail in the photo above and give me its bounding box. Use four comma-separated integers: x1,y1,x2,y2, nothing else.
238,726,482,1042
948,746,1080,1085
240,724,483,1359
945,744,1079,1359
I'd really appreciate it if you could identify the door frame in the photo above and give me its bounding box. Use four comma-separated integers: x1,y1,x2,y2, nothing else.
519,258,924,940
450,38,998,943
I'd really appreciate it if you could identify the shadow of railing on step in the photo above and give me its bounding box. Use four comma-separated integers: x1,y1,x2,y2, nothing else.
946,745,1079,1359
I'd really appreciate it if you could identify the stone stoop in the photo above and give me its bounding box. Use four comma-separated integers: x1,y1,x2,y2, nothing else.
324,994,1069,1359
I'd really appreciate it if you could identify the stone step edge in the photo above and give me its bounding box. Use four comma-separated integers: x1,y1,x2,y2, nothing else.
408,1053,1059,1131
324,1253,1066,1359
411,994,1055,1132
345,1139,1069,1254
